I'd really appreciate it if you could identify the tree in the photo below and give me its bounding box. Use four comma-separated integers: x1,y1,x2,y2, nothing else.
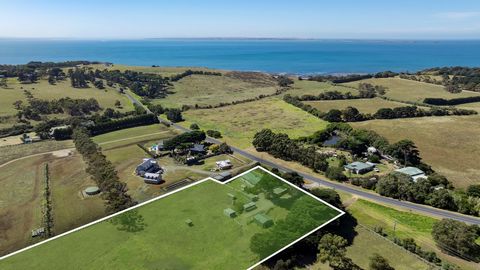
206,129,222,138
323,109,343,122
432,219,480,259
387,139,421,166
0,77,8,88
426,189,457,211
310,188,342,208
318,234,350,269
342,106,364,122
217,142,232,154
282,171,304,187
369,253,395,270
166,108,183,122
190,123,200,130
445,84,461,93
326,166,348,181
114,100,121,108
467,184,480,198
375,172,412,199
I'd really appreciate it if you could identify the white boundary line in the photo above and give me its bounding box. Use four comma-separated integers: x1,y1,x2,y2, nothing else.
0,165,344,269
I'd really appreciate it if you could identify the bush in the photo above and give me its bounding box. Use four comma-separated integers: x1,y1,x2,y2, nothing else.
206,129,222,138
190,123,200,130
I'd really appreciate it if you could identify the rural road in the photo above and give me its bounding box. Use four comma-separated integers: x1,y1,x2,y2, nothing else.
166,120,480,225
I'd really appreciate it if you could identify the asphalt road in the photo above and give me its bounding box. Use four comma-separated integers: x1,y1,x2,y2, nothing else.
168,120,480,225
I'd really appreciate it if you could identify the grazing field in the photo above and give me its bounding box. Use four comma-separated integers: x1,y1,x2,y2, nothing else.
346,226,430,270
0,78,133,118
352,115,480,188
0,140,74,166
287,79,357,97
49,153,105,234
155,72,278,108
304,98,421,114
347,199,478,270
181,98,329,149
0,168,341,270
90,64,225,77
343,77,480,104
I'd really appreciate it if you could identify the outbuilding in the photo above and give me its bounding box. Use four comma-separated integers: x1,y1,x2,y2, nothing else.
254,213,273,228
243,202,257,212
344,161,375,174
224,208,236,218
395,167,426,182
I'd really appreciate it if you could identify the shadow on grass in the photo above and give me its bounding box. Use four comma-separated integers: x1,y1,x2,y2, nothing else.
109,210,147,233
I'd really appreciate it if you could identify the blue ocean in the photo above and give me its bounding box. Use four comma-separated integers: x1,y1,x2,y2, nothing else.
1,39,479,74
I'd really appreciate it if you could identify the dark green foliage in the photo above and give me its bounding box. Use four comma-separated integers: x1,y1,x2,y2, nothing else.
310,188,342,208
169,69,221,82
18,97,101,120
217,142,232,154
323,109,343,122
163,130,206,150
369,253,395,270
189,123,200,130
467,185,480,198
424,96,480,106
52,126,73,140
253,129,329,172
0,123,33,138
386,139,421,166
326,166,348,181
165,108,183,122
89,114,159,136
432,219,480,260
206,129,222,138
72,128,135,213
317,233,362,270
277,75,294,87
147,104,164,116
281,171,304,187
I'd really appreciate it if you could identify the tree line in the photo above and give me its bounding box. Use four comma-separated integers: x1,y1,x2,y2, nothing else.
89,113,159,136
169,69,222,82
72,128,135,213
306,71,397,83
16,97,101,121
424,96,480,106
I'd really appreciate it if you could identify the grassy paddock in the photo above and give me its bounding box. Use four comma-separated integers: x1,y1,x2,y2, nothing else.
287,79,357,97
0,168,340,270
155,72,278,108
342,77,480,104
181,98,328,149
352,115,480,188
0,140,74,165
347,199,478,270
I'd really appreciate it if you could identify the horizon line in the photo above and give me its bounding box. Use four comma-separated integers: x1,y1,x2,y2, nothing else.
1,37,480,41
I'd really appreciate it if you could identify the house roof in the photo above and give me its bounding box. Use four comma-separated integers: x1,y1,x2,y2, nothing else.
254,213,272,224
395,167,425,176
190,144,205,152
344,161,374,171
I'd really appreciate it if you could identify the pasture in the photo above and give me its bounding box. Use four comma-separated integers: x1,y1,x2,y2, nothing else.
155,72,279,108
347,199,478,270
342,77,480,104
0,78,133,119
304,98,422,114
0,168,340,270
287,79,358,97
181,98,329,149
0,140,73,165
352,115,480,188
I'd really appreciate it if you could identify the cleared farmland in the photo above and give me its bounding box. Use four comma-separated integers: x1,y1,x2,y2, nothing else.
181,98,329,149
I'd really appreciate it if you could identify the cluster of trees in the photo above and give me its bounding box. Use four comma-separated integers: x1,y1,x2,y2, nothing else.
276,75,294,87
163,130,206,150
253,129,329,172
0,123,33,138
169,69,222,82
206,129,222,138
95,69,170,98
165,108,183,122
284,95,477,123
432,219,480,261
72,128,135,213
424,96,480,106
89,113,159,136
376,172,480,217
307,71,397,83
398,73,445,86
421,66,480,92
16,97,101,120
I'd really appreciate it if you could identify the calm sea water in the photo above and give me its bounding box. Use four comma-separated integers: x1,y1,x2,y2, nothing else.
1,39,479,74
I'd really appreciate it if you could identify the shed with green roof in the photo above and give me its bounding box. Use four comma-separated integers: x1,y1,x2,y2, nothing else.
254,213,273,228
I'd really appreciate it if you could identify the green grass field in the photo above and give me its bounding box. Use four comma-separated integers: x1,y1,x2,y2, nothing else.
342,77,480,104
352,115,480,188
304,98,425,114
154,72,278,108
287,79,357,97
0,78,133,118
181,98,329,149
347,199,478,270
0,168,340,270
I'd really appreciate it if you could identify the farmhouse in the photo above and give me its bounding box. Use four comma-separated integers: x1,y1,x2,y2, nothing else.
344,161,375,174
190,144,206,154
395,167,426,182
136,158,161,176
216,159,232,170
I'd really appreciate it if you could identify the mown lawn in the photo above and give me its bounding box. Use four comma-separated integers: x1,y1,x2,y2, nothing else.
0,168,340,270
352,115,480,188
181,98,328,149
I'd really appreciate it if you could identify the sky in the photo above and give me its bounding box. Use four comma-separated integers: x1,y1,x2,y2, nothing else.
1,0,480,39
